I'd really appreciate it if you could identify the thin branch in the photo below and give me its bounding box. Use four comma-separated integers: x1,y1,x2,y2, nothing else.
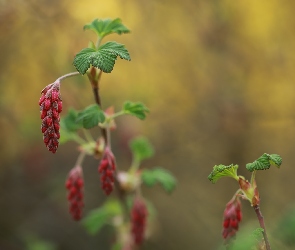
57,71,81,82
87,67,129,222
87,69,107,144
75,150,86,167
253,205,271,250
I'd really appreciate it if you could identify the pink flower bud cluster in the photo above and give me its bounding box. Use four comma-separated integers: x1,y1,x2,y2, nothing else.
39,81,62,153
65,166,84,221
98,146,116,195
222,198,242,241
131,198,148,245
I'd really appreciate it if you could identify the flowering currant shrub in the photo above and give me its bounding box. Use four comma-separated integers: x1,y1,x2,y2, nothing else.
39,18,176,248
208,153,282,250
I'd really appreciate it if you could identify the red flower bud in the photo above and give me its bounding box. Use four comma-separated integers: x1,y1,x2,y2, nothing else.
65,166,84,221
39,81,62,153
98,147,116,195
131,198,148,245
222,198,242,242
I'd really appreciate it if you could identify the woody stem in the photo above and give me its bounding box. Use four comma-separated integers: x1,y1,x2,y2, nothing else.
253,205,271,250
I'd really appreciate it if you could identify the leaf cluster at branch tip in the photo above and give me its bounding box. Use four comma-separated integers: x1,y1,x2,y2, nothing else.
73,42,131,75
208,164,239,184
246,153,282,172
83,18,130,39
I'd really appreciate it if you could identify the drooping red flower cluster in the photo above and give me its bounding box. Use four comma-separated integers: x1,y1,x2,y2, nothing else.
131,198,148,245
65,166,84,221
39,81,62,153
98,146,116,195
222,198,242,241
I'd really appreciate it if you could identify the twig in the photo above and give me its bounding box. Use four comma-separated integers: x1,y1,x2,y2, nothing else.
88,67,130,221
253,205,271,250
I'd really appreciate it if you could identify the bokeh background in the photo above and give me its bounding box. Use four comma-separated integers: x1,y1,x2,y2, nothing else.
1,0,295,249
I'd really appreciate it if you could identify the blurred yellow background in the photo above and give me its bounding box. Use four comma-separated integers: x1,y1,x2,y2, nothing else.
1,0,295,249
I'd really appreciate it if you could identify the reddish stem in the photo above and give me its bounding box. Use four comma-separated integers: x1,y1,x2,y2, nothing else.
87,69,107,143
87,67,129,221
253,205,271,250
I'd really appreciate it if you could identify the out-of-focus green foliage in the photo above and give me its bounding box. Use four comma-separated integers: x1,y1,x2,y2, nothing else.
83,18,130,38
122,101,149,120
129,136,154,162
274,205,295,246
2,0,295,249
82,199,122,235
141,168,177,193
24,234,57,250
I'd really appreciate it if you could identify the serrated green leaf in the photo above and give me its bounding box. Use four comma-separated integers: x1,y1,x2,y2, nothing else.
129,136,154,162
73,42,131,74
208,164,239,184
123,101,149,120
76,104,105,129
82,199,122,235
84,18,130,39
246,153,282,172
141,168,177,193
269,154,283,166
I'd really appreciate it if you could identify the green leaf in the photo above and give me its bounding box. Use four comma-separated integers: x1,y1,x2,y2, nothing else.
141,168,177,193
76,104,105,129
251,228,264,241
60,108,83,132
73,42,131,74
141,169,157,186
226,226,265,250
59,109,83,144
123,101,149,120
84,18,130,39
246,153,282,172
208,164,239,184
274,205,295,245
111,243,122,250
82,199,122,235
88,40,96,50
269,154,283,166
24,234,56,250
129,136,154,162
59,128,79,144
